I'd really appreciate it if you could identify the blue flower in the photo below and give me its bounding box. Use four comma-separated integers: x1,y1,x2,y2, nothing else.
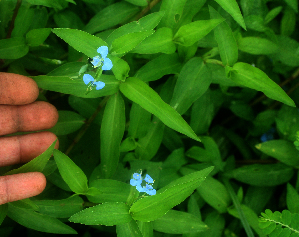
260,128,275,142
91,46,113,70
83,74,105,90
129,171,156,196
144,174,154,183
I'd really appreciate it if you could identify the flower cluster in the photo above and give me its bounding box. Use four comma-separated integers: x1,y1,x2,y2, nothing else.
83,46,113,90
130,172,156,196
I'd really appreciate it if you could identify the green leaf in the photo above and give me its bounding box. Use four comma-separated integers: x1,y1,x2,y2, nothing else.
152,210,208,234
132,27,176,54
214,0,246,30
11,4,35,37
51,28,107,58
69,202,132,226
226,163,294,186
7,203,77,234
47,110,85,136
158,0,187,29
135,119,165,160
0,204,8,225
287,183,299,213
86,179,135,203
238,37,278,55
100,92,126,178
173,19,224,46
209,6,238,66
84,2,139,34
229,62,295,107
106,11,164,45
109,55,130,81
134,53,182,82
33,196,84,218
32,75,120,98
170,57,211,115
120,77,200,142
53,149,89,194
116,219,143,237
26,28,51,47
129,166,214,222
111,30,154,56
281,7,296,36
124,0,148,6
196,176,231,213
284,0,298,13
5,140,57,175
0,37,29,59
264,6,283,24
255,140,299,167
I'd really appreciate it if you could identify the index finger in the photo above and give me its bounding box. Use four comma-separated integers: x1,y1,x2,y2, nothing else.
0,72,39,105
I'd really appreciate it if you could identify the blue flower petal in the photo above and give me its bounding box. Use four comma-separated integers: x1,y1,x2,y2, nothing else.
133,173,142,180
146,188,156,195
144,174,154,183
136,184,146,192
91,56,101,67
145,183,153,190
83,74,94,85
102,57,113,70
94,81,105,90
97,46,108,58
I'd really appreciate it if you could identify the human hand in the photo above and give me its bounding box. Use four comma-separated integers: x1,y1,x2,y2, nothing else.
0,72,59,205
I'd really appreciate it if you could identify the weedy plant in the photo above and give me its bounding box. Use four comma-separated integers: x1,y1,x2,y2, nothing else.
0,0,299,236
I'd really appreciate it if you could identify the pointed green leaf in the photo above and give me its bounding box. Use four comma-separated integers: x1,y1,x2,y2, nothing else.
152,210,208,234
214,0,246,30
84,2,139,34
69,202,132,226
8,203,77,234
51,28,107,58
170,57,211,115
230,62,295,107
5,140,57,175
32,75,120,98
287,183,299,213
53,149,88,194
116,219,143,237
111,30,154,56
100,92,126,178
173,19,224,46
132,27,176,54
134,53,182,82
238,37,278,55
120,77,200,142
0,37,29,59
129,166,214,221
209,6,238,66
26,28,51,47
255,140,299,167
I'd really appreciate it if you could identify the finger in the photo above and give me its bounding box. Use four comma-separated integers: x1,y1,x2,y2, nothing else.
0,72,39,105
0,172,46,205
0,101,58,136
0,132,59,167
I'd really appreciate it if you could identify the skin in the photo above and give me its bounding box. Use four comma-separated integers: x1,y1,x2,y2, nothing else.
0,72,59,205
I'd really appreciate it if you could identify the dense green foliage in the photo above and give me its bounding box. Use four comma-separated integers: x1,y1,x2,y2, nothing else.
1,0,299,236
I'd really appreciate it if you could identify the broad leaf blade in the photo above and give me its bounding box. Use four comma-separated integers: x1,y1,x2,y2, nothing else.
53,149,88,194
214,0,246,30
100,92,126,178
69,202,132,226
173,19,224,46
51,28,107,58
8,203,77,234
120,77,200,142
230,62,295,107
